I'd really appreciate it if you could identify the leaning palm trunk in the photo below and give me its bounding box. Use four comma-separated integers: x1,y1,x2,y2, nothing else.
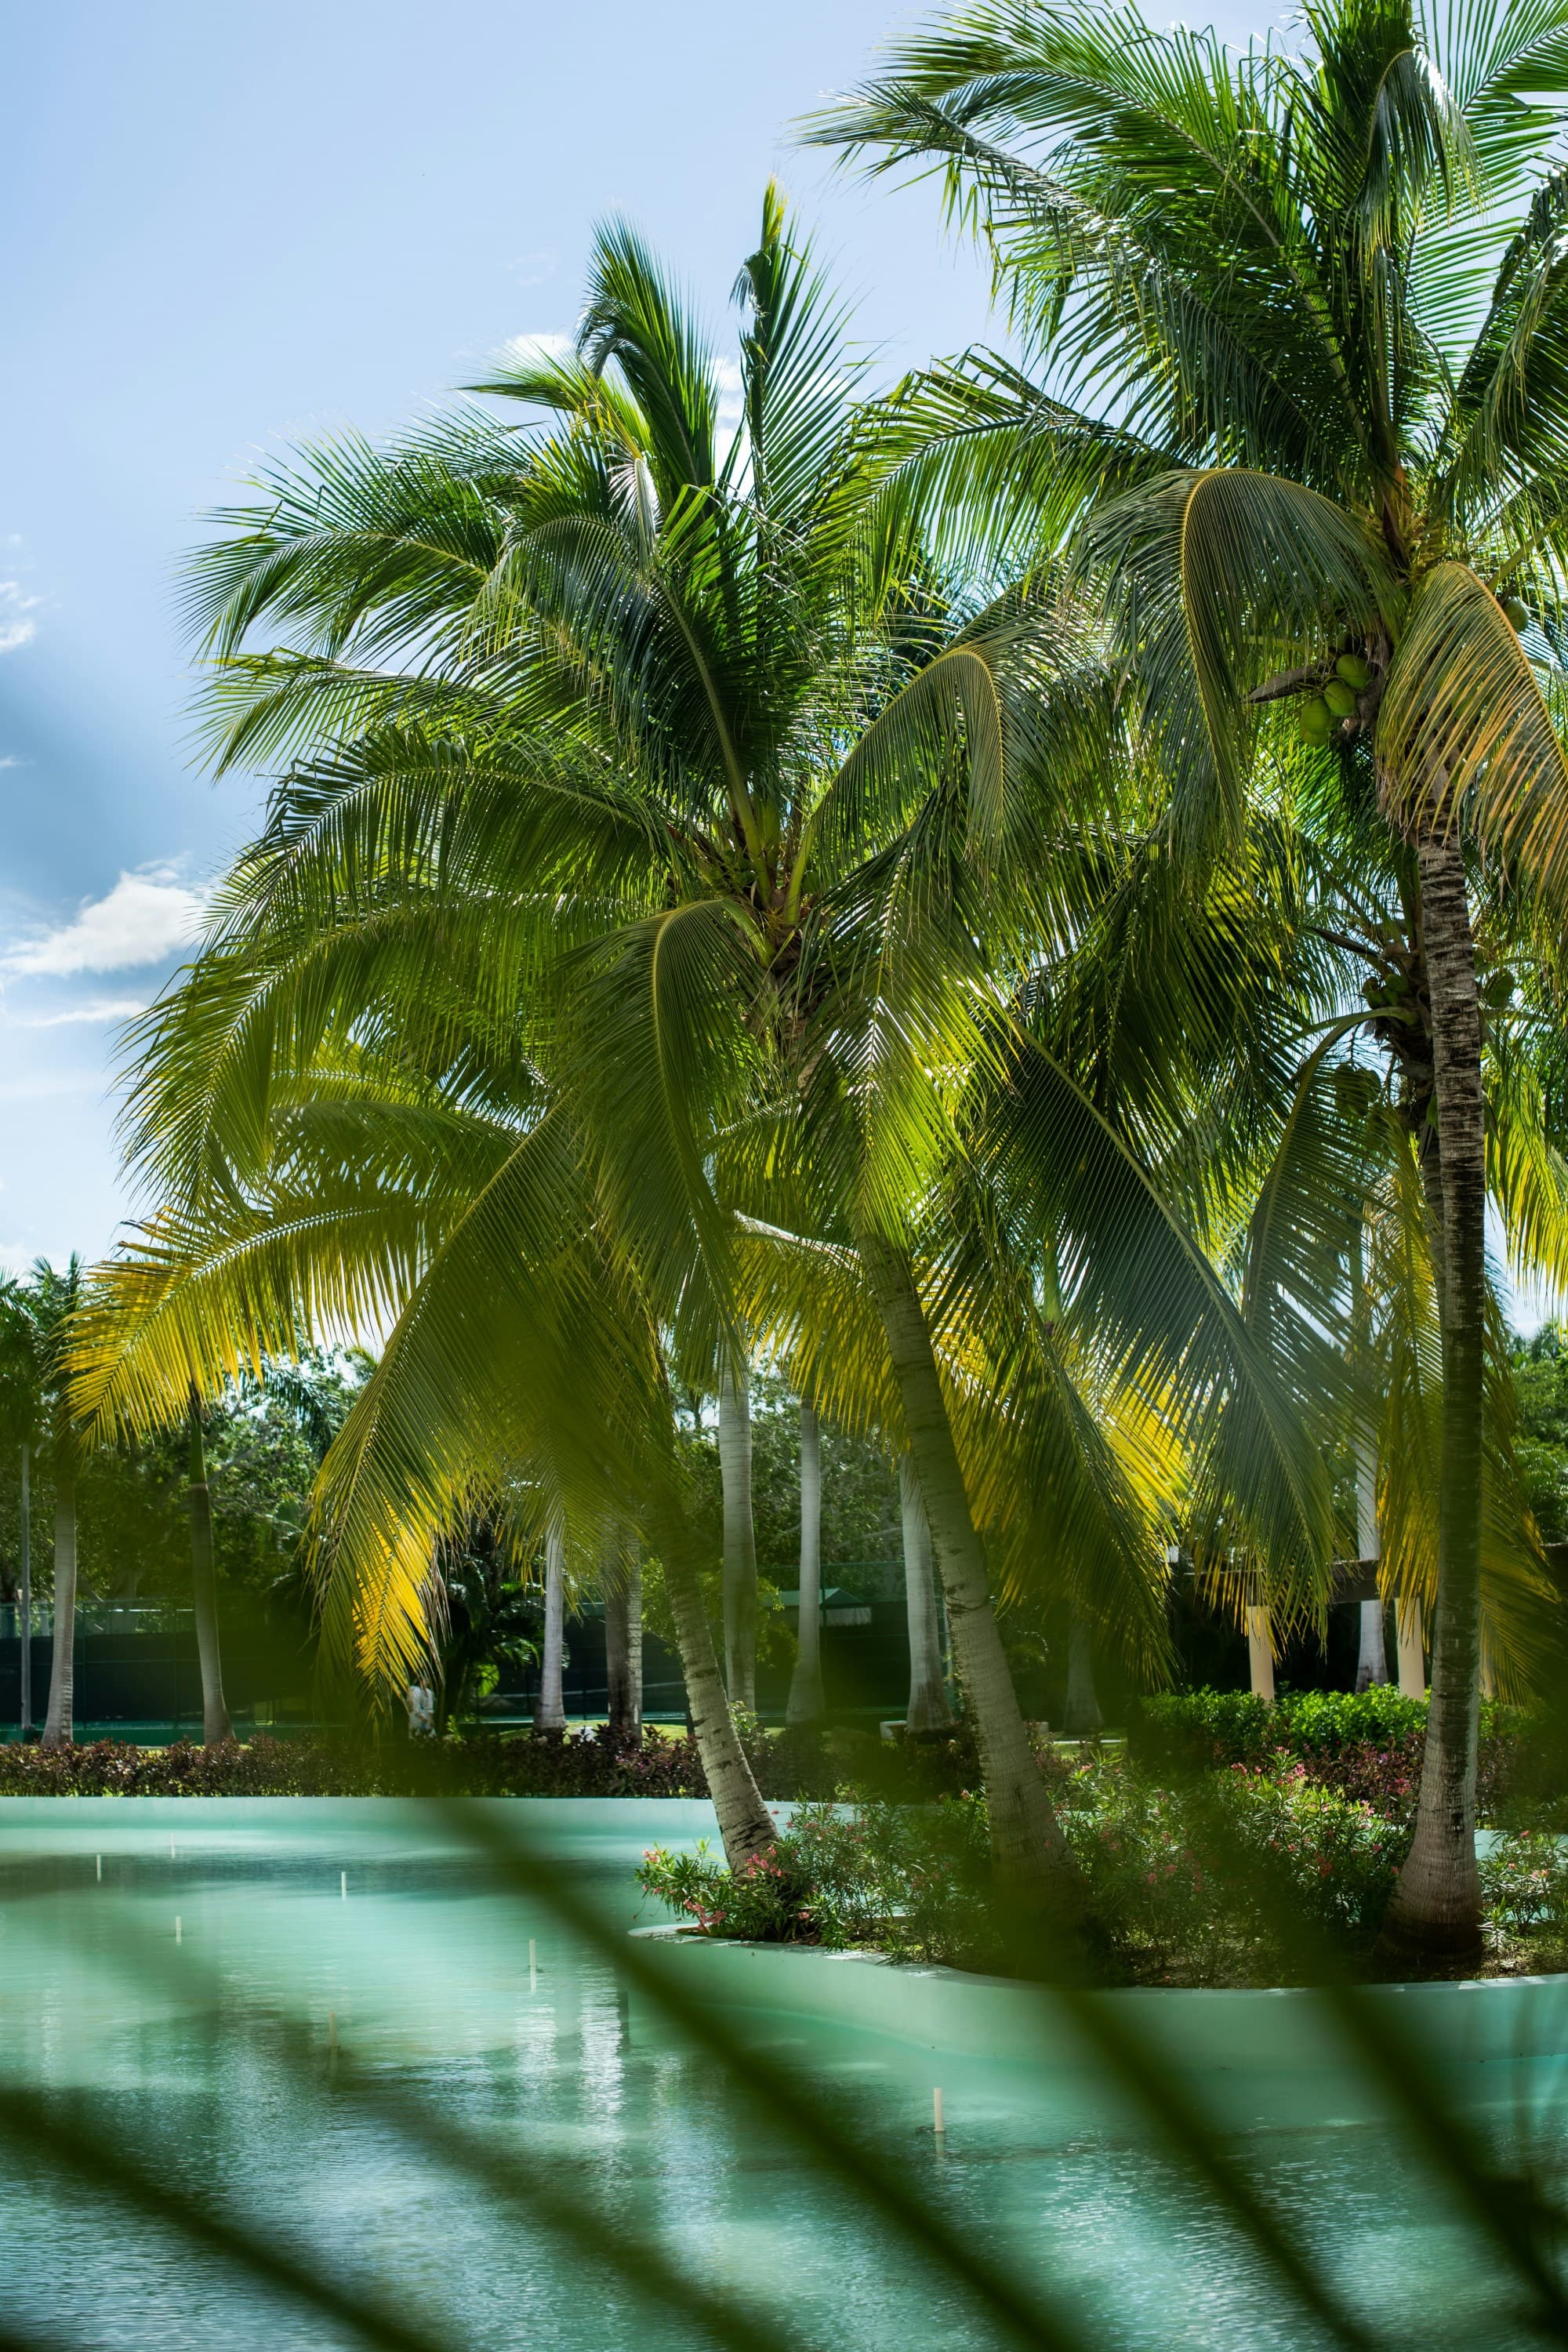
1380,829,1486,1962
898,1455,950,1734
786,1399,826,1727
856,1229,1079,1915
1063,1616,1102,1739
42,1452,77,1748
186,1393,232,1745
534,1522,567,1733
604,1530,642,1744
647,1490,775,1868
717,1359,757,1708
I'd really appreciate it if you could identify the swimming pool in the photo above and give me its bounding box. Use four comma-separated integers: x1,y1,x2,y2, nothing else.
0,1798,1561,2350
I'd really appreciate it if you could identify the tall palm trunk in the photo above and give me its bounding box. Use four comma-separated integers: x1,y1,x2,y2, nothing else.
786,1399,826,1726
1350,1212,1388,1692
1063,1615,1102,1738
18,1441,31,1735
534,1522,567,1733
186,1393,232,1745
604,1528,642,1744
1355,1443,1388,1690
898,1454,950,1733
42,1442,76,1749
1247,1599,1276,1702
1380,828,1486,1962
647,1488,775,1868
856,1228,1078,1914
717,1359,757,1707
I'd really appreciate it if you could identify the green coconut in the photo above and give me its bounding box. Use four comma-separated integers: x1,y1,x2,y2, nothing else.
1503,593,1530,631
1323,679,1359,718
1298,696,1333,743
1335,653,1372,691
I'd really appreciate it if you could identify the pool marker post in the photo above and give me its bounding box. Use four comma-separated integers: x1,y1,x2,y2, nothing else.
175,1916,183,1945
95,1855,101,1882
932,2087,945,2136
529,1937,537,1992
340,1871,347,1900
328,2011,338,2050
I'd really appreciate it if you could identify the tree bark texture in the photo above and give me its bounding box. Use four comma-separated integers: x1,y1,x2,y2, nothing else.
187,1397,233,1746
42,1452,76,1748
1063,1615,1103,1738
898,1454,951,1733
648,1490,775,1868
604,1530,643,1744
1381,827,1486,1962
786,1399,826,1726
855,1226,1077,1912
718,1359,757,1708
534,1521,567,1733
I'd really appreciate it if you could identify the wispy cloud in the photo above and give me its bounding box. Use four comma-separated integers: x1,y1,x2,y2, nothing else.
0,579,41,654
499,330,573,372
0,755,25,770
5,868,208,978
5,994,149,1029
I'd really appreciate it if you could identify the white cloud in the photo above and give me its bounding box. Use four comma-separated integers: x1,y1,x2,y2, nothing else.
5,994,149,1029
0,579,40,653
0,755,24,770
499,330,572,372
5,869,208,978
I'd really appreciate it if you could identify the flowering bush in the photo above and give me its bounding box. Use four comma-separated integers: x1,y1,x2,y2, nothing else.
637,1759,1417,1985
1480,1830,1568,1945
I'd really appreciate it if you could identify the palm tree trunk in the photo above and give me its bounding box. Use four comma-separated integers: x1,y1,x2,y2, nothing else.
898,1454,950,1733
786,1399,826,1726
1355,1438,1389,1689
604,1530,642,1744
1246,1600,1276,1702
855,1227,1078,1914
534,1522,567,1733
647,1488,775,1869
1380,827,1486,1963
1063,1615,1102,1738
187,1396,233,1746
1351,1214,1388,1691
717,1359,757,1708
18,1441,31,1736
1396,1596,1427,1699
42,1457,76,1748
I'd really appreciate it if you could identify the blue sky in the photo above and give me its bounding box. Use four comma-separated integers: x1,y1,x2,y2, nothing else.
0,0,1290,1276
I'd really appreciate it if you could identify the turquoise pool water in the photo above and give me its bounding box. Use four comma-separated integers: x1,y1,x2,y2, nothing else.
0,1798,1562,2351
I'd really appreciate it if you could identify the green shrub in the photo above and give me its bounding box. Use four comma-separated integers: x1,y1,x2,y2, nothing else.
1480,1829,1568,1941
639,1758,1415,1986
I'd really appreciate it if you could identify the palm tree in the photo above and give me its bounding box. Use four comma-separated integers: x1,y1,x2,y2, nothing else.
86,189,1334,1916
898,1456,950,1733
602,1522,642,1743
2,1259,87,1750
716,1359,758,1706
815,0,1568,1960
785,1398,826,1726
184,1384,233,1744
533,1519,567,1733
